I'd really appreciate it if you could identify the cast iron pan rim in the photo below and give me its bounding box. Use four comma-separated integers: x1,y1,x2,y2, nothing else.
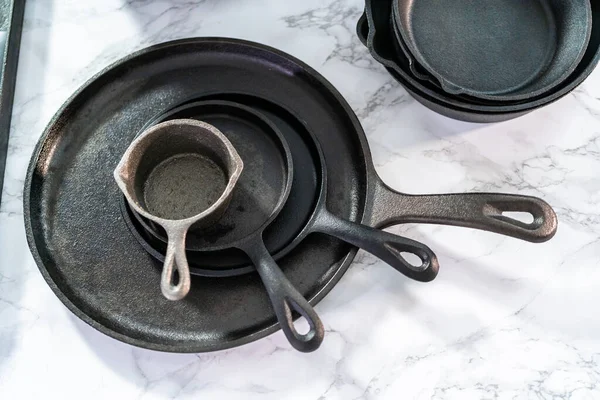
363,1,600,113
23,37,370,353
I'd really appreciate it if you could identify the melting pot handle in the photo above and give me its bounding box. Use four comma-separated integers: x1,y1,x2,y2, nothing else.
313,210,439,282
371,181,558,243
161,227,192,301
244,239,324,353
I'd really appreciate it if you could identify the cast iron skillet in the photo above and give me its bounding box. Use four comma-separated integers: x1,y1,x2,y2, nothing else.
127,95,556,281
126,97,322,275
123,99,439,352
129,100,327,352
392,0,592,101
24,38,558,352
361,0,600,117
358,13,530,122
122,98,318,275
126,99,440,283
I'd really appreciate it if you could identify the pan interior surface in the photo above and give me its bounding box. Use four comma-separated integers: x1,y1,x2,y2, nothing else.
144,154,227,220
163,110,288,247
405,0,554,94
395,0,591,99
24,38,367,352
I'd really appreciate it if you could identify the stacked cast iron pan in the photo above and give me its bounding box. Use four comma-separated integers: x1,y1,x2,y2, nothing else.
359,0,600,122
25,38,558,354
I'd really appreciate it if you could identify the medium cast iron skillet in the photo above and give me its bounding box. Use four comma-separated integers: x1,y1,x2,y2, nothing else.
124,101,327,352
126,97,322,276
125,99,440,283
123,99,439,352
24,38,558,352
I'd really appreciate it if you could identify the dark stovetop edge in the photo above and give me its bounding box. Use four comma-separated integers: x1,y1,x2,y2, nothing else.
0,0,25,208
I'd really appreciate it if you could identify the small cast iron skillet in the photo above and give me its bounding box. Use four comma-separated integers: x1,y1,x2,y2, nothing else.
122,99,321,276
392,0,592,101
360,0,600,121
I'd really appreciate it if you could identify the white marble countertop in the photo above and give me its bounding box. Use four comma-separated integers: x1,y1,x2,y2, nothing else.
2,1,600,398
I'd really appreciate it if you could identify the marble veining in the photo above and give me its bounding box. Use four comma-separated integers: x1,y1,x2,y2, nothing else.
1,0,600,398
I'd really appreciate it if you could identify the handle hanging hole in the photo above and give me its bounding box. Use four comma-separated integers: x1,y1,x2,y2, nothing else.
171,269,180,287
501,211,535,225
284,298,316,338
401,252,424,269
293,317,311,336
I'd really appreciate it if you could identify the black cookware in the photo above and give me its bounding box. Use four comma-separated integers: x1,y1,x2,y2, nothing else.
123,101,327,352
125,99,440,283
123,97,321,277
392,0,592,101
357,12,529,122
123,99,439,352
360,0,600,121
24,38,557,353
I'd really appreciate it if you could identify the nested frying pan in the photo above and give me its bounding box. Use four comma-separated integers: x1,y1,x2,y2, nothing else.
392,0,592,101
130,100,327,352
24,38,559,353
360,0,600,122
129,95,557,280
126,99,441,283
121,98,321,276
359,14,529,121
123,99,440,352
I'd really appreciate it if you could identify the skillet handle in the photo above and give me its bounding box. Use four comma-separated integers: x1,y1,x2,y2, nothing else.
313,210,439,282
370,180,558,243
243,239,324,353
161,227,192,301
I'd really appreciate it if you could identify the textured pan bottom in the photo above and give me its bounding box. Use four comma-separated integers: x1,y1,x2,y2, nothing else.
406,0,557,95
144,154,227,220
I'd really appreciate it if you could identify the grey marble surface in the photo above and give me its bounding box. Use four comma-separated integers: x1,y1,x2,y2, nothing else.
1,0,600,399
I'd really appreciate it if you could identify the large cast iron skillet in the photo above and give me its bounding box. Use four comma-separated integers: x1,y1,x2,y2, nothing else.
25,38,557,352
